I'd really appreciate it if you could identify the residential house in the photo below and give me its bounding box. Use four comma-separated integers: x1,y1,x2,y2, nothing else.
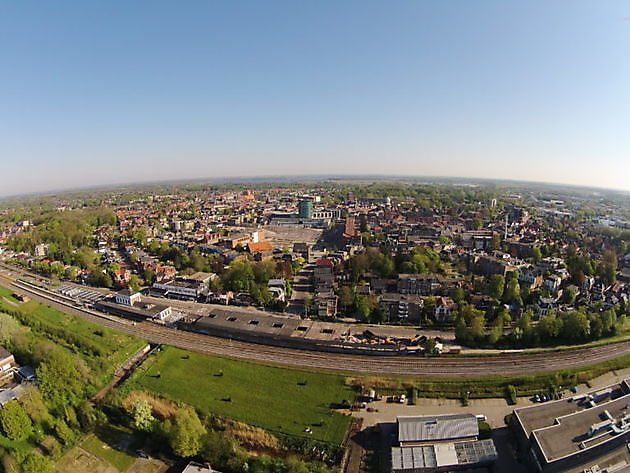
532,298,557,319
0,346,17,385
434,297,458,322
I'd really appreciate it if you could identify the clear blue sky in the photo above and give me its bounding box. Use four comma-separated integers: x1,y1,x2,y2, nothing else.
1,1,629,196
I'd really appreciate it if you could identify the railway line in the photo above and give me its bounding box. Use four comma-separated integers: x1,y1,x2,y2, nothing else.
2,270,630,377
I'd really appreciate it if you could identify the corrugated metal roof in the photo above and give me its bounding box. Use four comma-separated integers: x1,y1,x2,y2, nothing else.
397,414,479,443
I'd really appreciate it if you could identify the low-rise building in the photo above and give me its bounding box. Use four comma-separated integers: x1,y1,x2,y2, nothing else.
434,297,457,322
397,274,442,296
389,415,497,473
379,293,424,322
182,461,221,473
115,288,142,306
512,379,630,472
0,346,17,385
96,299,172,321
153,272,213,301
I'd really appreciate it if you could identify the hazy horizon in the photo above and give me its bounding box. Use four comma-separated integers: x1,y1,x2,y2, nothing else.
2,173,630,201
2,1,629,195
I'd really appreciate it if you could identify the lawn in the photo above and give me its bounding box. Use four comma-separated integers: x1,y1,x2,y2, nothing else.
56,425,168,473
80,426,139,472
125,346,355,444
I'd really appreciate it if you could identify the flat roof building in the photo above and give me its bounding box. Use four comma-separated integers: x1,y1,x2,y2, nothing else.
391,439,497,473
397,414,479,446
96,299,172,322
389,415,497,473
513,379,630,472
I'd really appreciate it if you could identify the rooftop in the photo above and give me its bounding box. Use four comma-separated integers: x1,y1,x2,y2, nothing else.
515,379,630,465
391,439,497,472
397,414,479,444
534,395,630,462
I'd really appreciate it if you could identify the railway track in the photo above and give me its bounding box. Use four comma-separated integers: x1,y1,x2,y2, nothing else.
2,272,630,377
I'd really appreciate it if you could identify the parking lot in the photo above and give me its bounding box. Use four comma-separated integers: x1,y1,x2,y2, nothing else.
354,365,630,429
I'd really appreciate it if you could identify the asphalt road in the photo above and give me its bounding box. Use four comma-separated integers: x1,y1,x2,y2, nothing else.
3,273,630,378
286,260,314,315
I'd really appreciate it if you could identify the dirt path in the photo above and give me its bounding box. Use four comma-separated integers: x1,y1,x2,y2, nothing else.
91,344,153,402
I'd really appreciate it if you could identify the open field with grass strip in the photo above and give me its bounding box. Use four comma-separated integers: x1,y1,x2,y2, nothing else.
124,345,354,444
346,353,630,400
0,284,145,384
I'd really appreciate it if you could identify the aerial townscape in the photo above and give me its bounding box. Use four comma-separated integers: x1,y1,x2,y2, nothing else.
1,1,629,473
0,178,628,473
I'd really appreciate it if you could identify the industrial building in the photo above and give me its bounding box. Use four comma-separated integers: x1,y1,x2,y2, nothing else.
512,379,630,472
388,415,497,473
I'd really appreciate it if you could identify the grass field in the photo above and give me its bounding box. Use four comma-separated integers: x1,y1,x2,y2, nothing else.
57,425,167,473
125,346,354,444
81,426,139,472
346,352,630,401
0,284,145,383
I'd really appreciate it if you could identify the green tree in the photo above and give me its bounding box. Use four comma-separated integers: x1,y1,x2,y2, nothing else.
561,310,590,341
537,311,562,341
77,401,104,431
132,399,155,432
54,419,78,446
128,274,141,292
503,277,521,305
597,250,618,286
450,287,465,304
18,385,50,425
490,234,501,251
199,430,238,467
455,305,486,347
487,322,502,346
514,309,533,341
337,286,355,313
222,260,255,292
143,269,156,285
0,400,32,441
0,313,21,346
531,247,542,264
488,274,505,300
355,295,372,321
562,287,576,305
88,268,113,288
21,454,54,473
36,354,87,412
165,407,206,458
